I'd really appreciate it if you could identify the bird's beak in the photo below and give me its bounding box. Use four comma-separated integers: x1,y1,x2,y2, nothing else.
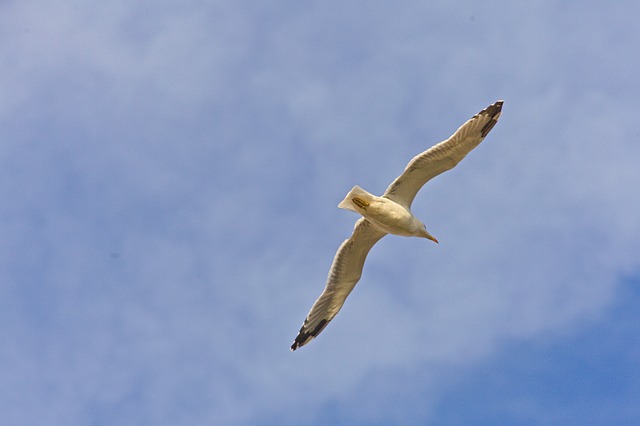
424,232,438,244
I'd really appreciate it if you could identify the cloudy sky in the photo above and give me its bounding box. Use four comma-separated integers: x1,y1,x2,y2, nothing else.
2,1,639,425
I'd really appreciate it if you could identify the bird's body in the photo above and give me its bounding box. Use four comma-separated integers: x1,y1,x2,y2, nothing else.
338,185,433,239
291,100,503,351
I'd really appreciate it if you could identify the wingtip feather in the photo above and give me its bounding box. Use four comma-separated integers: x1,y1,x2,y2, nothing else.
290,318,329,351
479,100,503,137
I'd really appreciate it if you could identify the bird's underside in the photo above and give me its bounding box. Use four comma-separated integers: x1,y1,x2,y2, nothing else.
291,100,503,351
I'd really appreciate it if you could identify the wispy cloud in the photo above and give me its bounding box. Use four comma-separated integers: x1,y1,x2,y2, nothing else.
1,1,639,424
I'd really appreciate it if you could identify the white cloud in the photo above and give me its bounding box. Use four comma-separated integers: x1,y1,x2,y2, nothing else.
1,0,640,425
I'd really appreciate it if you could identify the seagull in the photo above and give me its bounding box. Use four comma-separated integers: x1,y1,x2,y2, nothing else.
291,100,503,351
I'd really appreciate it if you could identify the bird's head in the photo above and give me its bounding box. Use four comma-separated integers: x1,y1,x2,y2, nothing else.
421,224,439,244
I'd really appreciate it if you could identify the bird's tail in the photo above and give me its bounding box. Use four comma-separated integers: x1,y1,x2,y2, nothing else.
338,185,374,212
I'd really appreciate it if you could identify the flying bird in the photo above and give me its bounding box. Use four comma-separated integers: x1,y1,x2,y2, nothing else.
291,100,503,351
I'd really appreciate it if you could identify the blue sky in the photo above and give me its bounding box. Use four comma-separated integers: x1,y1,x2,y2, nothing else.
2,1,639,425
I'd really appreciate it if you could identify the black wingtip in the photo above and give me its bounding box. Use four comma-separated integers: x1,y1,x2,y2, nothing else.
484,100,503,117
290,319,329,351
480,100,503,137
290,334,309,351
290,334,308,351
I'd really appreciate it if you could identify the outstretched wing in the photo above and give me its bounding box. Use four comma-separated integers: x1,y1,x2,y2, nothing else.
384,100,503,208
291,218,386,350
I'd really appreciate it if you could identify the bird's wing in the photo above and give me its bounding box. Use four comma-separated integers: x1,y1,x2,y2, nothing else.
291,218,386,350
383,100,503,208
